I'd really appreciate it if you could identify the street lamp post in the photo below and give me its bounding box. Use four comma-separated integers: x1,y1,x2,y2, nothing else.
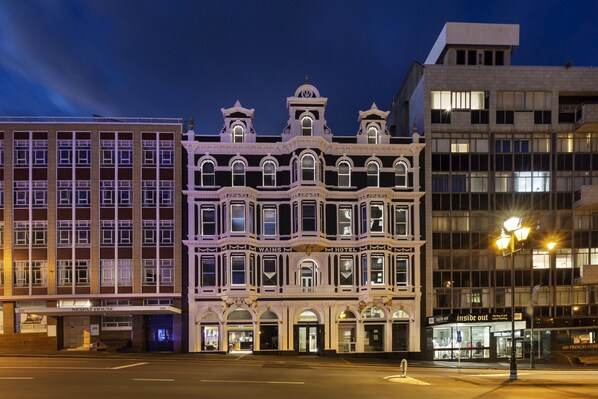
496,217,530,381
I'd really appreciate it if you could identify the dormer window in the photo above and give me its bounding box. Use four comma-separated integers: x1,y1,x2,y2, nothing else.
232,160,246,186
232,125,244,143
366,161,379,187
201,160,215,186
301,154,316,181
367,127,378,144
301,116,313,136
263,161,276,187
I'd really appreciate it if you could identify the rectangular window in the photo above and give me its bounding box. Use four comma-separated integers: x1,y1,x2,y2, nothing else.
76,182,91,206
159,222,174,245
119,181,133,206
119,260,133,285
143,221,156,244
159,259,174,284
143,260,157,285
118,149,133,166
339,257,354,286
370,203,384,233
361,205,367,234
231,255,245,285
33,149,48,165
76,221,90,245
100,260,115,286
57,261,73,286
201,257,216,287
143,148,156,166
75,261,90,286
302,202,316,232
76,149,90,165
101,148,115,165
395,207,408,236
58,148,72,165
338,206,352,236
262,207,277,236
396,258,409,286
100,181,114,206
14,148,29,165
119,221,133,245
514,171,550,192
262,257,277,287
102,316,133,330
159,181,174,206
159,149,173,166
142,181,156,206
361,256,368,285
370,255,384,285
201,207,216,236
231,204,246,233
101,221,115,245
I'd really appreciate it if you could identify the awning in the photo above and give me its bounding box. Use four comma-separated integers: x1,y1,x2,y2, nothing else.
14,305,181,316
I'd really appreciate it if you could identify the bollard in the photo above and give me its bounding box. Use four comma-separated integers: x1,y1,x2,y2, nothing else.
399,359,408,378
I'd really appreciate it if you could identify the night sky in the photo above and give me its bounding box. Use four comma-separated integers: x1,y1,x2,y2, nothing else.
1,0,597,135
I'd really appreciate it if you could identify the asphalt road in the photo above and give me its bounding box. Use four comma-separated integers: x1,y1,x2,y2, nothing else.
0,355,597,399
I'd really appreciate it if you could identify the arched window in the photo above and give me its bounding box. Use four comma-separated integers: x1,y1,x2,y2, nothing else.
232,125,244,143
300,260,317,289
291,158,298,183
366,161,379,187
367,127,378,144
232,160,246,186
301,154,316,181
201,160,215,186
338,161,351,187
301,116,313,136
262,161,276,187
395,162,408,187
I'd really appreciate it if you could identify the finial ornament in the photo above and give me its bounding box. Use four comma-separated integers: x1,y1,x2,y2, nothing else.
412,119,417,134
305,74,309,83
189,117,194,130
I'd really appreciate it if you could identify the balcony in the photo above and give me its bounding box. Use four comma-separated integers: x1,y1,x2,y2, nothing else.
574,185,598,210
575,103,598,132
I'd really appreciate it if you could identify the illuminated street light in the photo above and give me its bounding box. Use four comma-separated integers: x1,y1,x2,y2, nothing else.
496,216,530,381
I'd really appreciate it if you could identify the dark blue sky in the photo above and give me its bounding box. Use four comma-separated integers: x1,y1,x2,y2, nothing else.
1,1,597,135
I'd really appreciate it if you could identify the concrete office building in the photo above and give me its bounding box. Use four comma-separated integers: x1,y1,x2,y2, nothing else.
184,84,425,356
0,118,183,352
389,22,598,362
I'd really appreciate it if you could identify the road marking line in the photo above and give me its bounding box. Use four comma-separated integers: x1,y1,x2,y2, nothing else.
0,377,35,380
112,362,148,370
201,379,304,385
133,378,174,382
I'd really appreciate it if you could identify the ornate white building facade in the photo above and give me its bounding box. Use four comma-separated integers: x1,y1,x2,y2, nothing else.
183,84,425,355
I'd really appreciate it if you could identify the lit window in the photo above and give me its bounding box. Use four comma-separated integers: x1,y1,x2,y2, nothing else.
370,254,384,285
339,257,353,286
367,161,379,187
338,161,351,187
338,206,352,236
301,116,313,136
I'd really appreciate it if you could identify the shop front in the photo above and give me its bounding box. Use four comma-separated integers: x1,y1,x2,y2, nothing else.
427,312,525,361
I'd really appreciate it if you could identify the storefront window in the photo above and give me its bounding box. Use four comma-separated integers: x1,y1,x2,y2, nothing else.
202,326,219,351
432,325,490,359
259,310,279,350
338,310,356,353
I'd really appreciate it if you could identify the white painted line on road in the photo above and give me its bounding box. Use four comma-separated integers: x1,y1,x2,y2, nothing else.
133,378,175,382
201,379,304,385
0,377,35,380
111,362,149,370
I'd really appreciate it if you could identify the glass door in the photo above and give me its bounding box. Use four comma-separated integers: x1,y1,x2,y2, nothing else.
296,325,318,354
